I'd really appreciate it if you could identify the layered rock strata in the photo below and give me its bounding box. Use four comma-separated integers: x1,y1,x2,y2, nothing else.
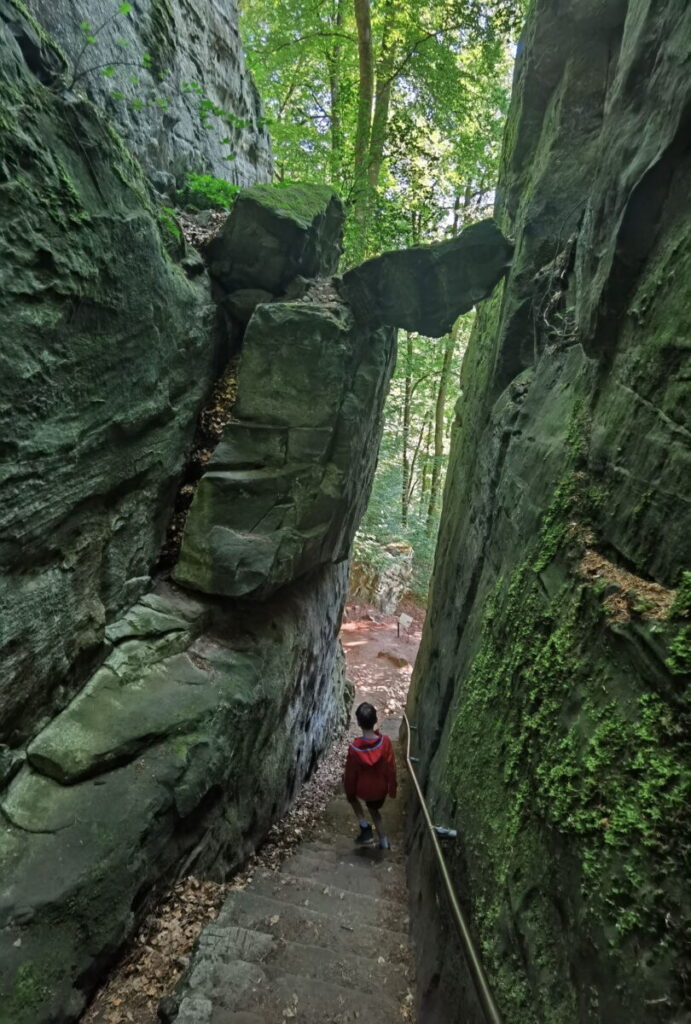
0,572,349,1023
406,2,691,1022
23,0,272,189
173,299,396,598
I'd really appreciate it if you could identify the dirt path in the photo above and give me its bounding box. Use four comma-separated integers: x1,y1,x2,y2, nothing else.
81,602,422,1024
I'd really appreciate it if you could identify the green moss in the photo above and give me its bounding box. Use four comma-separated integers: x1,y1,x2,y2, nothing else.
241,182,340,226
441,414,690,1020
445,552,690,1019
8,0,68,68
2,963,49,1019
670,570,691,618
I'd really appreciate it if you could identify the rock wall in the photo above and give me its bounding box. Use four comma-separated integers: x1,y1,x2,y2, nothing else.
0,10,383,1024
406,2,691,1022
23,0,272,189
0,569,349,1023
0,1,216,748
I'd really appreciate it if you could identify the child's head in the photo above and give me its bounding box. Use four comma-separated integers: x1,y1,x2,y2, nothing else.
355,702,377,731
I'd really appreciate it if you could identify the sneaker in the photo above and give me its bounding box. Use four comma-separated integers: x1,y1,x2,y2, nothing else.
354,824,375,846
379,837,391,850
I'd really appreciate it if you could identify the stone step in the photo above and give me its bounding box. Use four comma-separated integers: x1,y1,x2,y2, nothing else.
299,835,407,864
313,796,406,844
230,970,403,1023
216,891,410,964
282,848,407,901
176,922,410,1007
252,869,409,933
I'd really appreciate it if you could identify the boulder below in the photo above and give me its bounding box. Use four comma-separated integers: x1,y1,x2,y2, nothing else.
0,571,349,1024
173,301,396,598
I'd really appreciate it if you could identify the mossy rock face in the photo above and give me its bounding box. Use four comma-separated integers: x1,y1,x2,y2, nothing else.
204,184,345,294
406,1,691,1021
0,572,349,1023
0,16,216,744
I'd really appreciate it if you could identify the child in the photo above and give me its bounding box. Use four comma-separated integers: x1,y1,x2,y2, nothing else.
344,701,397,849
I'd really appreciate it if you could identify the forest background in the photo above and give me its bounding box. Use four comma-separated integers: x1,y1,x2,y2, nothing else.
239,0,524,600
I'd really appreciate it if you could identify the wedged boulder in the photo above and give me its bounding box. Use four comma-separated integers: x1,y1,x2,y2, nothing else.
204,183,345,294
173,301,396,598
337,218,513,337
0,570,349,1024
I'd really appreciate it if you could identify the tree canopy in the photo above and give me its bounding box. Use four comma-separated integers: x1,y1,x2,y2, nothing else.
240,0,525,600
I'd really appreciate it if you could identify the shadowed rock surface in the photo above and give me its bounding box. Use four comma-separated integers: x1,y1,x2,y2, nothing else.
0,8,215,747
23,0,272,189
406,2,691,1022
0,2,404,1011
337,218,513,337
0,572,349,1023
204,184,345,294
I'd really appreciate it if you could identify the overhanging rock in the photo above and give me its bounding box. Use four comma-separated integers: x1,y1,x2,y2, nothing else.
337,218,513,337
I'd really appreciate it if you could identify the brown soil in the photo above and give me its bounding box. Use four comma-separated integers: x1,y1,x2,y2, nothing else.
80,601,423,1024
579,549,676,623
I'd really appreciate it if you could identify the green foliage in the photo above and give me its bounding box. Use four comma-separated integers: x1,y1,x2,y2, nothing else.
358,317,474,603
670,570,691,618
158,205,181,239
240,0,525,264
177,173,240,210
666,625,691,676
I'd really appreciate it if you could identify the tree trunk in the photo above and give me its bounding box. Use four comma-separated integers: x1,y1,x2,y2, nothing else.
427,331,455,533
420,417,433,510
367,0,395,191
327,0,346,182
401,331,413,527
352,0,374,258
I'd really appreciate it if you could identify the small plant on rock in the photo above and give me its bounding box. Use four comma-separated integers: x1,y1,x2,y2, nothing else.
177,173,241,211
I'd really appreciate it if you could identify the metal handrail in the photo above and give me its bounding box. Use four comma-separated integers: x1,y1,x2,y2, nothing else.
402,711,503,1024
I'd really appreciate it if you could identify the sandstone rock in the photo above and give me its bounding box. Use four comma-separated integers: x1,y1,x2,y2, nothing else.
406,2,691,1021
0,16,216,744
337,219,513,337
204,183,345,294
173,301,396,598
0,570,349,1023
225,288,274,324
24,0,272,186
349,537,414,614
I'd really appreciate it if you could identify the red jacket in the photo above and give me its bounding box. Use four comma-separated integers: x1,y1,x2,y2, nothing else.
344,731,397,802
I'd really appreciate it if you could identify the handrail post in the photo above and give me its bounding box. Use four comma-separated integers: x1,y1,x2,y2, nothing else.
402,711,503,1024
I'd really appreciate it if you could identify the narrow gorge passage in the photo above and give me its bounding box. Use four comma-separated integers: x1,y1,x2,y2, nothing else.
1,1,689,1023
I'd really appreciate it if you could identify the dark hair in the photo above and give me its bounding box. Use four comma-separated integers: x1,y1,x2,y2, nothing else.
355,702,377,730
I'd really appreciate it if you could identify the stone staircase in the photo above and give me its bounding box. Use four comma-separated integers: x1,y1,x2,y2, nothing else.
166,721,413,1023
